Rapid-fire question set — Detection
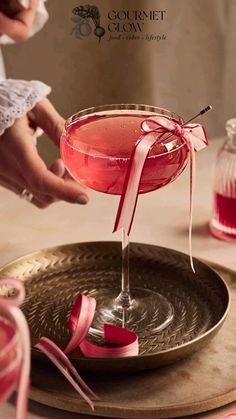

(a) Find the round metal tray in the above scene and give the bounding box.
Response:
[0,241,229,372]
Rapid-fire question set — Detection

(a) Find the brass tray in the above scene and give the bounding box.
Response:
[0,241,229,373]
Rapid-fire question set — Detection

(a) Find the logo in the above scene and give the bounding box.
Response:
[71,5,106,42]
[71,5,167,44]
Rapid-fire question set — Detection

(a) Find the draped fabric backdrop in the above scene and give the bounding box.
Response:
[2,0,236,162]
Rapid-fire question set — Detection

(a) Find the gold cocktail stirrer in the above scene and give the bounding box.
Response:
[182,105,212,126]
[163,105,212,142]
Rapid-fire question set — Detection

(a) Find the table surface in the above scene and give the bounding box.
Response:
[1,137,236,418]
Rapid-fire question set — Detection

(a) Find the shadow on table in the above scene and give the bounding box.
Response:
[173,221,211,238]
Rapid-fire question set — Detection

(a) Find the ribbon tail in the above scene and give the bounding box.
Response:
[185,125,208,151]
[35,338,96,411]
[183,133,196,273]
[113,132,158,235]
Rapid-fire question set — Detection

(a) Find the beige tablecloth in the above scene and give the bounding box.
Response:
[0,136,236,418]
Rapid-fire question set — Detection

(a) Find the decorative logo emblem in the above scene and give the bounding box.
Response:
[71,5,106,42]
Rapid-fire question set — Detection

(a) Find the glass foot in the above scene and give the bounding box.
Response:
[89,287,173,338]
[209,220,236,242]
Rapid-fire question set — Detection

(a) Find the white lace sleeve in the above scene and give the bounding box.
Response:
[0,0,49,45]
[0,78,51,135]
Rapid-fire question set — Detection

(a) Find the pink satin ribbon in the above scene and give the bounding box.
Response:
[36,294,139,410]
[65,294,138,358]
[113,115,208,272]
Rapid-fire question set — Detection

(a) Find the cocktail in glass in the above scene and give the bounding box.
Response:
[60,104,188,337]
[0,278,30,418]
[0,313,21,404]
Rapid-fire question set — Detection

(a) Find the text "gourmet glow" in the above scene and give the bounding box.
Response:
[107,10,166,33]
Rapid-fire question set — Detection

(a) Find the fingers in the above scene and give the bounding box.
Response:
[49,159,66,178]
[0,11,28,40]
[0,0,38,41]
[0,175,68,210]
[0,139,89,208]
[31,158,88,208]
[0,176,46,208]
[0,105,89,208]
[32,171,89,204]
[0,176,22,195]
[18,146,89,205]
[0,175,53,209]
[28,98,65,147]
[31,195,55,209]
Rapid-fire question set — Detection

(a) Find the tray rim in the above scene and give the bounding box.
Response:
[0,240,231,363]
[28,384,236,419]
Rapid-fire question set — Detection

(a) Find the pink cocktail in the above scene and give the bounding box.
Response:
[61,110,188,195]
[210,183,236,241]
[61,104,189,337]
[0,278,31,418]
[0,315,21,404]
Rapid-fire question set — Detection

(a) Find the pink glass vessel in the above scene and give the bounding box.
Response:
[0,315,21,404]
[61,110,188,195]
[210,119,236,241]
[61,104,188,337]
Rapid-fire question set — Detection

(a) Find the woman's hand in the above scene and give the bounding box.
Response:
[0,0,38,42]
[0,98,89,208]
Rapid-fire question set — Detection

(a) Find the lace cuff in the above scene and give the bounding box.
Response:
[0,78,51,135]
[0,0,49,44]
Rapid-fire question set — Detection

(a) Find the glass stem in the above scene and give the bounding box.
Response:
[115,229,133,312]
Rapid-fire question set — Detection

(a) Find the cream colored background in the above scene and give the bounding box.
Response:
[2,0,236,162]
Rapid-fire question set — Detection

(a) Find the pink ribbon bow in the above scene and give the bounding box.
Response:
[113,115,208,271]
[113,115,208,235]
[141,116,208,151]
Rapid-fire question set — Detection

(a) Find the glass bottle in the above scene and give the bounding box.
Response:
[210,118,236,241]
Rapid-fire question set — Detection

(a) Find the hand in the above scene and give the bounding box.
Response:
[0,0,38,42]
[0,98,89,208]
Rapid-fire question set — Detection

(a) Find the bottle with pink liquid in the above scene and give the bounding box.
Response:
[210,118,236,241]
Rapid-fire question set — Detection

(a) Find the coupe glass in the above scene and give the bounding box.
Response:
[0,312,21,404]
[60,104,188,337]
